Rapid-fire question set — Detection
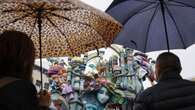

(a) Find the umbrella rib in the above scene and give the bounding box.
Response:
[110,46,120,56]
[43,8,82,21]
[171,0,195,9]
[1,2,35,10]
[166,4,186,8]
[44,1,84,12]
[164,3,186,48]
[48,12,106,42]
[167,3,195,10]
[138,4,159,15]
[47,7,81,12]
[122,3,157,25]
[144,4,160,52]
[0,12,32,28]
[29,17,38,39]
[134,0,156,4]
[44,16,75,56]
[48,12,71,22]
[2,9,32,13]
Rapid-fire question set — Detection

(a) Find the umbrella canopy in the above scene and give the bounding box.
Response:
[0,0,121,58]
[0,0,121,89]
[107,0,195,52]
[106,0,125,11]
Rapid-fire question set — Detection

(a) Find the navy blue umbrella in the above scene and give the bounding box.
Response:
[106,0,125,11]
[107,0,195,52]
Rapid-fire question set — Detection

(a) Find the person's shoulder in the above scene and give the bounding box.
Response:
[9,79,34,87]
[135,86,153,101]
[140,84,158,95]
[182,79,195,86]
[183,79,195,83]
[133,86,156,110]
[0,79,38,103]
[1,79,36,93]
[135,84,160,102]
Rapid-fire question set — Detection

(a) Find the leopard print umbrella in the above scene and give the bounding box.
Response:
[0,0,122,58]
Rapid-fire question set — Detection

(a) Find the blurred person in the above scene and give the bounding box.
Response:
[0,30,50,110]
[133,52,195,110]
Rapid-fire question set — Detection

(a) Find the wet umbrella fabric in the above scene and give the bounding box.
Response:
[107,0,195,52]
[0,0,121,88]
[0,0,121,58]
[106,0,125,11]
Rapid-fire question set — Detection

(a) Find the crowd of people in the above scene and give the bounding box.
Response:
[1,30,195,110]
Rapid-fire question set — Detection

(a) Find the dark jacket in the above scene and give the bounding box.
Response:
[0,79,49,110]
[133,70,195,110]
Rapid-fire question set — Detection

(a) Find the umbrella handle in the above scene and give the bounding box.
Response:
[37,9,43,90]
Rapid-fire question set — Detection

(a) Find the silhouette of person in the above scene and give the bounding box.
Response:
[0,30,50,110]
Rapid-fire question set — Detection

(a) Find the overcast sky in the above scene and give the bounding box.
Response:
[81,0,195,79]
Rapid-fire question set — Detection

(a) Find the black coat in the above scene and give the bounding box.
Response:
[133,70,195,110]
[0,79,49,110]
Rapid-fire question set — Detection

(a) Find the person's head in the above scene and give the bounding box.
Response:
[155,52,182,80]
[0,30,35,81]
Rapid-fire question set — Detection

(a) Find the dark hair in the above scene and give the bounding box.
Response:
[156,52,182,74]
[0,30,35,81]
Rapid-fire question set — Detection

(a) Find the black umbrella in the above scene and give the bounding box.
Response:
[107,0,195,52]
[106,0,125,11]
